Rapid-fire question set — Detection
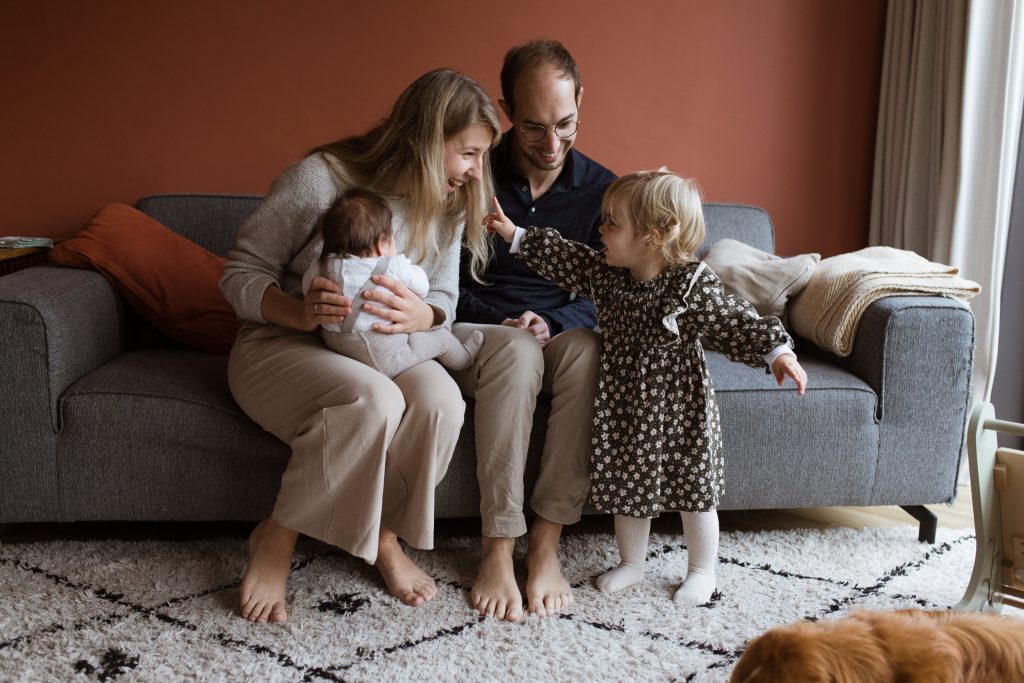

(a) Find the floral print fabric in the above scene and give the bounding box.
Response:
[519,228,792,517]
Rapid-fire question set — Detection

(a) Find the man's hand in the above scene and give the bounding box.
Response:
[483,197,518,243]
[770,354,807,395]
[501,311,551,347]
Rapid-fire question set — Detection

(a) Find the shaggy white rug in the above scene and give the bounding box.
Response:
[0,525,981,682]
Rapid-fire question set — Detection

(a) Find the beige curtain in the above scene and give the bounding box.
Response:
[869,0,967,262]
[948,0,1024,405]
[871,0,1024,405]
[872,0,1024,484]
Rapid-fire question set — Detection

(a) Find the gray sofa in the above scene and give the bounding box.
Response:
[0,195,976,542]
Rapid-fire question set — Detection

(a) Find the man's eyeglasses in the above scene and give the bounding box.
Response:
[519,121,579,143]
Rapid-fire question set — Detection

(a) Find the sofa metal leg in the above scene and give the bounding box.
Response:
[900,505,937,543]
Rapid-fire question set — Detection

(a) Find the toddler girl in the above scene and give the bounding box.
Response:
[304,187,484,378]
[485,170,807,604]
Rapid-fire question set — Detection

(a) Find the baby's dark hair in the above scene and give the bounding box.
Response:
[320,187,393,264]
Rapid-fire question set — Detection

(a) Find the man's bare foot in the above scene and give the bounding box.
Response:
[375,528,437,607]
[471,537,522,622]
[526,517,572,617]
[240,518,298,623]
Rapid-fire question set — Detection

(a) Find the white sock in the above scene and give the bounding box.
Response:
[596,516,651,594]
[674,510,718,605]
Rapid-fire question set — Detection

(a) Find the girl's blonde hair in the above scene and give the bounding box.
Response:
[311,69,501,281]
[602,169,706,266]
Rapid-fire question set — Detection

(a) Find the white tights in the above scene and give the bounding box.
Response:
[595,510,719,605]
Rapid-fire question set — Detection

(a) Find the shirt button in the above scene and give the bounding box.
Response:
[530,207,536,213]
[522,186,528,192]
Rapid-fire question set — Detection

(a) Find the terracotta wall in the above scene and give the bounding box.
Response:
[0,0,886,257]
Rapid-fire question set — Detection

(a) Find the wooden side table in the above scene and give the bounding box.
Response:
[0,246,50,277]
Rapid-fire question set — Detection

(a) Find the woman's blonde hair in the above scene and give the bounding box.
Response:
[601,169,706,266]
[311,69,501,281]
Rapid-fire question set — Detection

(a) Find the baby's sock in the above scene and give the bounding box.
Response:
[434,330,484,370]
[461,330,485,365]
[596,515,651,594]
[674,510,719,605]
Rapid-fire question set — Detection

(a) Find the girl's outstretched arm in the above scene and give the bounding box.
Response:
[482,196,518,243]
[688,266,793,369]
[486,196,602,301]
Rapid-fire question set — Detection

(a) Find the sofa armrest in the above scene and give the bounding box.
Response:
[0,265,129,431]
[808,295,975,504]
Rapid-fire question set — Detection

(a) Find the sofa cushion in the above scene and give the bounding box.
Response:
[702,238,819,323]
[48,203,240,353]
[57,350,288,520]
[706,351,879,509]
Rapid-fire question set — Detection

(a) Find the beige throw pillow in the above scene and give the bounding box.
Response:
[701,238,820,324]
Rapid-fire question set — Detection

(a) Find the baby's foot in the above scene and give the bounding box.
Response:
[462,330,485,366]
[673,570,715,605]
[595,563,645,594]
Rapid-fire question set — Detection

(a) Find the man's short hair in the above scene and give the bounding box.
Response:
[500,39,580,114]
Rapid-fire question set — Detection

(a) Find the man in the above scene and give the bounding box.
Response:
[453,39,615,621]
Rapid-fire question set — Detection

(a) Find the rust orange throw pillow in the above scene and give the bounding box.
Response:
[49,203,239,353]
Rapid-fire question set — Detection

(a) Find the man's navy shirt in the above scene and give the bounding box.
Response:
[457,133,616,334]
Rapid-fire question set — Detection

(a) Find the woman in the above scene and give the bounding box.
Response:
[220,69,500,623]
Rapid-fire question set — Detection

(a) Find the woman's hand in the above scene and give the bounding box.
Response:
[483,197,518,243]
[301,276,352,330]
[770,354,808,395]
[360,274,436,333]
[259,279,351,332]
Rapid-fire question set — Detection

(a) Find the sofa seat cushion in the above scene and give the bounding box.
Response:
[706,351,879,509]
[443,354,880,517]
[56,350,288,521]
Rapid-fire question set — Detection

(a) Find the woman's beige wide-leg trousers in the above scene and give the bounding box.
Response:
[227,323,465,563]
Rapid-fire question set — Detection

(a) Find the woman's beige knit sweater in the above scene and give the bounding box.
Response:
[220,153,462,327]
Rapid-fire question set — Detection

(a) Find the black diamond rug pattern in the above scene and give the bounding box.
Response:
[0,526,981,681]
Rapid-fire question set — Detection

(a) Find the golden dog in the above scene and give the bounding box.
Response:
[730,609,1024,683]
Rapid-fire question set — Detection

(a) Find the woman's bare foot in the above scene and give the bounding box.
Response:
[240,518,298,623]
[471,537,522,621]
[375,528,437,607]
[526,517,572,617]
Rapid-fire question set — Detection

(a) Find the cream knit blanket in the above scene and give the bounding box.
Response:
[788,246,980,356]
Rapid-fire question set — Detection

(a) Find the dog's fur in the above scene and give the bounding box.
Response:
[730,609,1024,683]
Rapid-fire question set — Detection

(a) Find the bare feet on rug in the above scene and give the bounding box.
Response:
[471,537,523,622]
[375,528,437,607]
[525,518,572,617]
[240,517,298,623]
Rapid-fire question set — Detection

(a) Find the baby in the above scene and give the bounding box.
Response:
[303,187,484,378]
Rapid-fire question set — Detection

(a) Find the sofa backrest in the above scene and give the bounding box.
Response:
[135,194,263,257]
[699,203,775,256]
[135,195,775,258]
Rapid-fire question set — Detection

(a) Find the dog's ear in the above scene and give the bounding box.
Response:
[733,619,899,683]
[731,630,776,683]
[731,626,830,683]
